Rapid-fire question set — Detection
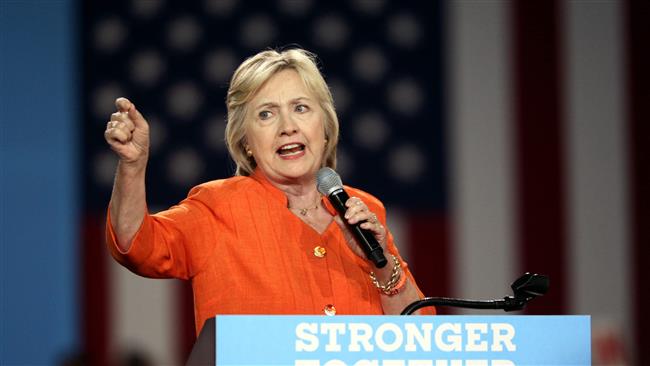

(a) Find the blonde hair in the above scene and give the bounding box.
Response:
[225,48,339,176]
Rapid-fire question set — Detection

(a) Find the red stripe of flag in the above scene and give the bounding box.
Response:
[624,0,650,362]
[409,214,451,314]
[82,214,110,366]
[512,0,568,315]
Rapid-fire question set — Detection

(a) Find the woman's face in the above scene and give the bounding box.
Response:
[245,69,326,185]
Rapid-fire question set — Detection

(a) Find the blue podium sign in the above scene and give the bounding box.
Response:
[213,315,590,366]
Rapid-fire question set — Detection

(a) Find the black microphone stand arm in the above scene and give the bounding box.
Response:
[401,273,550,315]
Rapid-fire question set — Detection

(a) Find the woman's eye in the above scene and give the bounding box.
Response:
[295,104,309,113]
[259,111,272,120]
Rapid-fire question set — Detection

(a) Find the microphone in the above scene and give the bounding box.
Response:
[316,167,387,268]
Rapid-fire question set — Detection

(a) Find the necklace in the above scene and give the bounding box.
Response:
[289,198,321,216]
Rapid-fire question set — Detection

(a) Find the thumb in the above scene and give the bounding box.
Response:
[128,105,148,130]
[115,97,132,112]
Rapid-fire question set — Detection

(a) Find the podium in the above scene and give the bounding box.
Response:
[187,317,216,365]
[187,315,590,365]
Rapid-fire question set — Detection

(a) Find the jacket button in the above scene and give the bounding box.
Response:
[323,304,336,316]
[313,246,327,258]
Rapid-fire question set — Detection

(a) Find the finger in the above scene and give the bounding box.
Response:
[122,117,135,132]
[344,197,366,213]
[105,127,131,144]
[115,115,135,131]
[115,97,132,112]
[346,211,366,224]
[345,196,364,208]
[347,207,375,225]
[360,213,380,227]
[109,111,127,122]
[111,111,137,130]
[105,127,130,144]
[344,205,362,220]
[344,201,368,221]
[107,120,124,130]
[360,219,385,239]
[360,220,383,232]
[106,120,132,135]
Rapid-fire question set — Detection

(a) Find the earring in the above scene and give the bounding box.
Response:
[244,144,253,157]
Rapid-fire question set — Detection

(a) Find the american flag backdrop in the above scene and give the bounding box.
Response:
[81,1,650,365]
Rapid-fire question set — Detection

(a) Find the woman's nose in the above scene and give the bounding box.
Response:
[278,113,299,135]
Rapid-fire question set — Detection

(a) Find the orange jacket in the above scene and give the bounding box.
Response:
[107,169,434,334]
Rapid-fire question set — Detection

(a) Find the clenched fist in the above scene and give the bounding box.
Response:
[104,97,150,165]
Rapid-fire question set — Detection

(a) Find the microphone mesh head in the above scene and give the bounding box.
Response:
[316,167,343,196]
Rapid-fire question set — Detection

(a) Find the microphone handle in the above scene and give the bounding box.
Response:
[328,188,388,268]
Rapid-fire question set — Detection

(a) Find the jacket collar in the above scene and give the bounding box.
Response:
[249,167,335,216]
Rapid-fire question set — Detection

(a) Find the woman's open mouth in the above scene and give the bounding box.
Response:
[277,143,306,158]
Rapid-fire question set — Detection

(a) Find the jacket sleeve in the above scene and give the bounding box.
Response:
[106,183,222,280]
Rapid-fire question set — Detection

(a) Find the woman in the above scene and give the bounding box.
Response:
[104,48,434,335]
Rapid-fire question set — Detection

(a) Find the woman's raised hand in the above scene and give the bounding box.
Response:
[104,97,150,166]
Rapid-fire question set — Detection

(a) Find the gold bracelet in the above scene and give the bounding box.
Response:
[388,272,408,295]
[369,255,403,295]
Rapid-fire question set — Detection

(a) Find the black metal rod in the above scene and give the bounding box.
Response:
[401,297,513,315]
